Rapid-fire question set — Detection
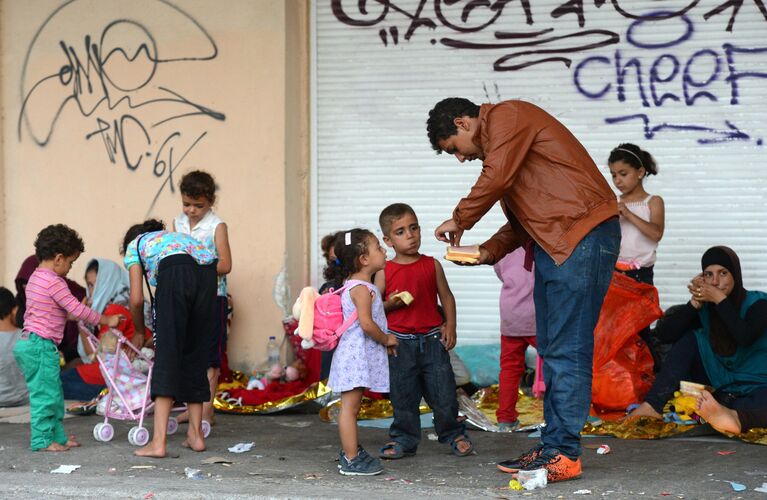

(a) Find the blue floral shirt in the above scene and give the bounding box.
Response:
[124,231,216,286]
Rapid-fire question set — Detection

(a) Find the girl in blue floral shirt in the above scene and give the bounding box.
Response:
[122,219,217,458]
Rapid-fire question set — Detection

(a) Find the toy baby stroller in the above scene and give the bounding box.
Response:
[80,322,188,445]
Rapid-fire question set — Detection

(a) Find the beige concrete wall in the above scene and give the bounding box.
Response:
[0,0,310,371]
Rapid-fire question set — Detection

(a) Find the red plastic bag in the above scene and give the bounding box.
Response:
[591,272,662,416]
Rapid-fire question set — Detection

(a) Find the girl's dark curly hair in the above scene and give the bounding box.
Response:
[34,224,85,260]
[180,170,217,204]
[121,219,166,255]
[323,228,374,284]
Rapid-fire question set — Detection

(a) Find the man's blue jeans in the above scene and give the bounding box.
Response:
[388,332,465,451]
[533,219,620,458]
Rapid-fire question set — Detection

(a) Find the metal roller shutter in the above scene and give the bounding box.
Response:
[311,0,767,344]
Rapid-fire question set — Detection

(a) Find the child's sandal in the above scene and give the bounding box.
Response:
[450,435,474,457]
[378,441,416,460]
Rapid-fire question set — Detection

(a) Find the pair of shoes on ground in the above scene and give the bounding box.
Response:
[339,446,383,476]
[379,434,475,459]
[497,445,582,482]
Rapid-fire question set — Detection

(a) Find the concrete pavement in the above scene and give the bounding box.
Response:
[0,411,765,499]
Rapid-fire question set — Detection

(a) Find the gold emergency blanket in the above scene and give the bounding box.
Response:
[213,371,332,415]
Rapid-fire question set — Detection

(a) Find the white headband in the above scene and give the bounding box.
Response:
[614,147,644,169]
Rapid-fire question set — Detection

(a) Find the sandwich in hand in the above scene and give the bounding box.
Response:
[445,245,480,264]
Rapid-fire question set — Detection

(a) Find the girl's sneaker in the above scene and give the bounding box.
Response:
[496,421,519,432]
[339,451,383,476]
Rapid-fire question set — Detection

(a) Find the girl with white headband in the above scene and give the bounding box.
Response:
[608,143,665,286]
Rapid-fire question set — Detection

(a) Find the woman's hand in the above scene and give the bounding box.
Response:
[688,276,727,305]
[434,218,464,246]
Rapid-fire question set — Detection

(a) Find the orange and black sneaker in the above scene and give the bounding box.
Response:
[496,445,544,473]
[518,450,582,482]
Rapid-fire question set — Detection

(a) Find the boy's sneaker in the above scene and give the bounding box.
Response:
[517,449,582,483]
[339,451,384,476]
[497,444,544,473]
[496,421,519,432]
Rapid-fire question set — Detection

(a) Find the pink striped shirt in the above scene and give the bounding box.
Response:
[23,267,101,344]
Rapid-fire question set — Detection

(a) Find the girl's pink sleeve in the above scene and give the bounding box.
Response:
[50,277,102,325]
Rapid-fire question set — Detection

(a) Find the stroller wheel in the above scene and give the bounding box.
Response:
[167,416,179,435]
[201,420,211,438]
[128,426,150,446]
[93,422,114,442]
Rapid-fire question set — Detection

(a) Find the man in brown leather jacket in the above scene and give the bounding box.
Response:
[427,97,620,482]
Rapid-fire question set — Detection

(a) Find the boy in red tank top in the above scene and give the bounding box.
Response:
[374,203,474,459]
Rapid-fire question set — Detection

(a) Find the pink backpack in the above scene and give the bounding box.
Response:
[311,285,359,351]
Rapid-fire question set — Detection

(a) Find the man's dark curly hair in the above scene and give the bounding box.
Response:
[121,219,166,255]
[180,170,216,204]
[426,97,480,152]
[34,224,85,260]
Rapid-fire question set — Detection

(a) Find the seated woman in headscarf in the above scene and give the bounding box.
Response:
[60,258,151,401]
[628,246,767,433]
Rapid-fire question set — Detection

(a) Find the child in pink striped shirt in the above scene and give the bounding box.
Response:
[14,224,120,452]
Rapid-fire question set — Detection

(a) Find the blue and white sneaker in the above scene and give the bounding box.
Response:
[339,450,383,476]
[338,446,373,468]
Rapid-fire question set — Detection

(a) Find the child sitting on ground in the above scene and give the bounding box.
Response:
[14,225,121,451]
[494,248,536,432]
[0,287,28,407]
[375,203,473,459]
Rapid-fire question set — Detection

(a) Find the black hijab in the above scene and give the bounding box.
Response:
[701,246,746,356]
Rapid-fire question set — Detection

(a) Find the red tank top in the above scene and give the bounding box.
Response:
[384,255,443,333]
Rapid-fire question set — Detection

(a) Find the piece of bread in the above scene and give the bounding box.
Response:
[679,380,705,396]
[392,291,414,306]
[445,245,480,264]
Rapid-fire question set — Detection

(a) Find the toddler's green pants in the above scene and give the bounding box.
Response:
[13,333,67,450]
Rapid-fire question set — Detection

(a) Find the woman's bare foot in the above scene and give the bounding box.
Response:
[626,402,663,420]
[175,410,189,424]
[134,439,167,458]
[181,433,206,452]
[202,403,216,425]
[41,442,69,452]
[697,390,741,434]
[176,407,215,425]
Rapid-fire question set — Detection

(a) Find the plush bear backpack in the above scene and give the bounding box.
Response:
[292,285,359,351]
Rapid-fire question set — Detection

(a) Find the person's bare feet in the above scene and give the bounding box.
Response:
[65,438,81,448]
[181,433,206,452]
[626,402,663,420]
[134,439,167,458]
[175,407,215,426]
[175,410,189,424]
[41,442,69,452]
[697,390,741,434]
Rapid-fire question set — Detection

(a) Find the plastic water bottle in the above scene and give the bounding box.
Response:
[267,336,281,371]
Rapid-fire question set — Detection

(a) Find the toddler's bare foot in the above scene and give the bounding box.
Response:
[65,439,81,448]
[625,402,663,420]
[41,442,69,452]
[134,439,167,458]
[181,434,206,452]
[697,390,741,434]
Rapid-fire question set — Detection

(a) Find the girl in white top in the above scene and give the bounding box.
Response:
[173,170,232,425]
[608,143,665,285]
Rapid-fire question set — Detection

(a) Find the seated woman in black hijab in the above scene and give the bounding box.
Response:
[628,246,767,433]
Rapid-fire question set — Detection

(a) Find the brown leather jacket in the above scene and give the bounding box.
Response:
[452,100,617,265]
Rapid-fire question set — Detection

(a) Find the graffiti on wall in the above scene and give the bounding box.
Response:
[330,0,767,146]
[17,0,225,213]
